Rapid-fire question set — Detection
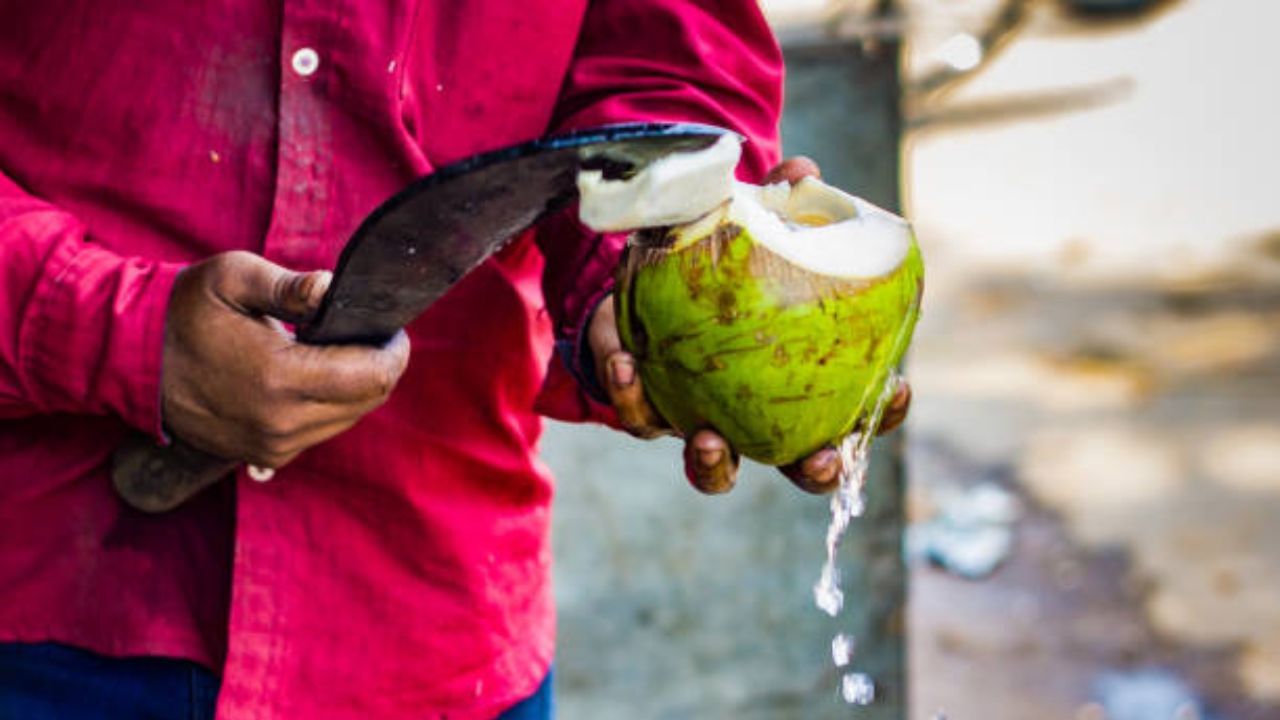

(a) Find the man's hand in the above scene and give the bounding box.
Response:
[588,157,912,495]
[161,251,410,470]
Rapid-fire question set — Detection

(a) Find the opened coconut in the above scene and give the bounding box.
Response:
[578,137,923,467]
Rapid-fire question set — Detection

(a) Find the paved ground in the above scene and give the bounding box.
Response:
[545,428,904,719]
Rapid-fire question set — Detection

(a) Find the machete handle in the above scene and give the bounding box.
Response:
[112,434,238,513]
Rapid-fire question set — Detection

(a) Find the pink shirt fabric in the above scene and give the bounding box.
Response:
[0,1,782,717]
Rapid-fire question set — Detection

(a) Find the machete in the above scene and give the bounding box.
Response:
[112,122,732,512]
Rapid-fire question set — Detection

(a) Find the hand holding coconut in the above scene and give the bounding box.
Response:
[579,144,919,495]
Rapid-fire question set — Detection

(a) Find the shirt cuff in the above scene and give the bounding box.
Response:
[19,240,184,441]
[554,284,614,405]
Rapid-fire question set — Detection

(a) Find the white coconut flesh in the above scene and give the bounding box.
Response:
[744,177,911,279]
[577,134,911,280]
[577,133,743,232]
[674,177,912,280]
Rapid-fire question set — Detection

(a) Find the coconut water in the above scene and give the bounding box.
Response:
[813,370,902,705]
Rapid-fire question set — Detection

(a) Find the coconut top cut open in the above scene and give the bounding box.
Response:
[577,136,912,281]
[676,178,913,280]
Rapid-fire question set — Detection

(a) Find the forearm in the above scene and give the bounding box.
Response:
[536,0,784,412]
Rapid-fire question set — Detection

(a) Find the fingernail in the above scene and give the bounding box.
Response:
[304,271,332,303]
[609,357,635,388]
[696,447,723,469]
[812,448,837,472]
[313,270,333,294]
[815,451,841,482]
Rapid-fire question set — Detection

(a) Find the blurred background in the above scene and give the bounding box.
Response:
[543,0,1280,717]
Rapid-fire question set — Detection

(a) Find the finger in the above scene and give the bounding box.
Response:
[587,294,623,359]
[781,446,842,494]
[683,429,739,494]
[244,412,366,469]
[280,330,412,405]
[251,380,402,453]
[288,268,333,323]
[589,297,671,438]
[764,156,821,186]
[214,251,333,324]
[603,352,669,439]
[876,383,912,436]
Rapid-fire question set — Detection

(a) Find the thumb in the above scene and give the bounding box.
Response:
[764,156,821,186]
[216,252,332,324]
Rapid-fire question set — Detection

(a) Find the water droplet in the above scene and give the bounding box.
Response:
[813,372,902,701]
[813,563,842,616]
[831,633,855,667]
[841,672,875,705]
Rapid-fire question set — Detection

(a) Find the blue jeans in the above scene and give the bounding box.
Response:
[0,642,553,719]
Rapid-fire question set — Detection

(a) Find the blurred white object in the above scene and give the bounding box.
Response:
[934,33,984,71]
[841,672,877,705]
[911,482,1020,579]
[247,465,275,482]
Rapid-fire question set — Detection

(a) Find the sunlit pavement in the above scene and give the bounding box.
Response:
[904,0,1280,716]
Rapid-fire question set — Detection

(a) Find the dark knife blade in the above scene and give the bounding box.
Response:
[112,122,732,512]
[301,122,729,345]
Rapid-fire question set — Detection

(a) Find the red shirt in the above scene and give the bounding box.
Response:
[0,1,781,717]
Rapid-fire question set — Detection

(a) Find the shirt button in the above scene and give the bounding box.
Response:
[291,47,320,77]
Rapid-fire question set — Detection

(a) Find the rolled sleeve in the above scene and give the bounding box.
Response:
[535,0,783,414]
[15,220,183,440]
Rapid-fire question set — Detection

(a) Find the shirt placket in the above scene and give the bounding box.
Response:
[217,4,336,715]
[262,0,333,268]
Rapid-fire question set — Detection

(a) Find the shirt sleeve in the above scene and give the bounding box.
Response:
[534,0,784,421]
[0,169,182,439]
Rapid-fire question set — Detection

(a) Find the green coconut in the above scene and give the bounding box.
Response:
[578,139,924,467]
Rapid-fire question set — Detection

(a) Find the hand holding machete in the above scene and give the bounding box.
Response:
[160,252,410,472]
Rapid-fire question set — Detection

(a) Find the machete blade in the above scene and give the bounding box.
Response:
[299,122,732,345]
